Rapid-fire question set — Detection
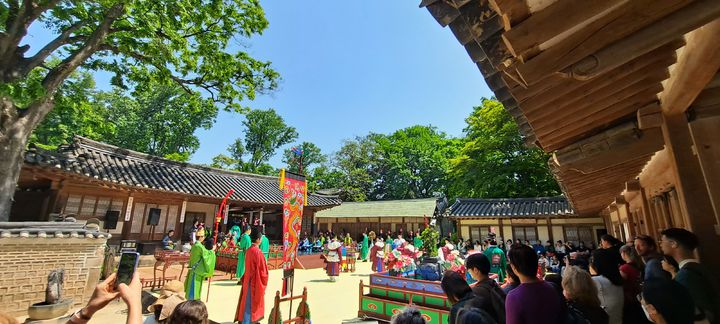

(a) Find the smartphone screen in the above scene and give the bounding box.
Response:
[116,252,139,287]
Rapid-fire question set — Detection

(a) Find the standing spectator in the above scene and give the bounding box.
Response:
[545,240,555,254]
[599,235,624,268]
[589,249,624,324]
[634,235,670,281]
[660,228,720,323]
[166,300,209,324]
[640,279,695,324]
[505,244,563,324]
[619,244,648,324]
[466,253,506,324]
[555,240,567,257]
[502,263,520,294]
[441,270,485,324]
[455,307,497,324]
[661,255,679,279]
[562,266,609,324]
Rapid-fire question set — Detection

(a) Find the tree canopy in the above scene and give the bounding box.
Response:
[448,98,560,198]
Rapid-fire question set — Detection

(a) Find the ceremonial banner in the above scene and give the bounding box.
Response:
[280,169,306,296]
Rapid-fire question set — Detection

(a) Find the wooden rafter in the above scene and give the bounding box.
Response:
[488,0,530,30]
[661,18,720,115]
[501,0,626,58]
[515,0,693,85]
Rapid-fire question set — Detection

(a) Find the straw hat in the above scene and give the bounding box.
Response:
[148,280,185,320]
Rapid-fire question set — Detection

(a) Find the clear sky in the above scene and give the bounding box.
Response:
[25,1,493,167]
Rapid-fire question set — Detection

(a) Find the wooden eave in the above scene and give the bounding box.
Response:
[421,0,720,215]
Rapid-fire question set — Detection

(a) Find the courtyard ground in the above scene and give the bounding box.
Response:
[28,261,383,323]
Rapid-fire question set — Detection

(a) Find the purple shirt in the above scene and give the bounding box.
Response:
[505,281,563,324]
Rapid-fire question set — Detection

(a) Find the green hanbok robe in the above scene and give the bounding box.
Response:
[230,225,241,244]
[413,236,423,249]
[236,233,252,279]
[483,245,507,282]
[184,241,216,300]
[360,234,369,260]
[260,235,270,261]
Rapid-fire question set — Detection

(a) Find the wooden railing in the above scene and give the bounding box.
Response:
[268,287,310,324]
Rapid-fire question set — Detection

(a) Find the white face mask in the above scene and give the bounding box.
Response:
[640,302,655,323]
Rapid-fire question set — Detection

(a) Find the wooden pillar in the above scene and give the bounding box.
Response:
[639,187,656,236]
[688,115,720,235]
[499,218,505,240]
[546,217,553,242]
[662,112,720,274]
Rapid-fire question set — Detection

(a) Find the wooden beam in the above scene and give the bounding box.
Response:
[566,1,720,81]
[626,180,642,193]
[516,0,693,85]
[501,0,625,58]
[661,18,720,115]
[637,104,664,130]
[539,91,663,151]
[488,0,530,30]
[688,116,720,236]
[519,45,679,115]
[552,126,664,174]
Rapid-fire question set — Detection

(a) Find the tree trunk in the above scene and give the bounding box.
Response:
[0,98,48,222]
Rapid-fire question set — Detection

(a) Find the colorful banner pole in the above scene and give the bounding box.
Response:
[279,169,307,305]
[206,189,234,303]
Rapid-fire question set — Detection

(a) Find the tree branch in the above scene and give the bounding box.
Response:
[0,0,62,59]
[22,20,87,74]
[19,3,125,128]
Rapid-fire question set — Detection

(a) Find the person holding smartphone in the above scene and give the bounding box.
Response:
[68,272,142,324]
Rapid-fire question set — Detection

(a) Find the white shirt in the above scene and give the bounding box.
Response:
[593,276,624,324]
[678,258,699,269]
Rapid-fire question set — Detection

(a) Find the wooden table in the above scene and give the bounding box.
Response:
[152,250,190,290]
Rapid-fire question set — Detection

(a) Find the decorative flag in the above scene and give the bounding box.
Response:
[280,169,306,296]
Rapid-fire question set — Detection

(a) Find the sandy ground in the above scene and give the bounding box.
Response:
[18,261,379,324]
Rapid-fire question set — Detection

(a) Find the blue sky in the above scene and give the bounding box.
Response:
[26,1,492,167]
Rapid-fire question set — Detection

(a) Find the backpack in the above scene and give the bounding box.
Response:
[417,262,442,281]
[473,280,506,324]
[564,304,591,324]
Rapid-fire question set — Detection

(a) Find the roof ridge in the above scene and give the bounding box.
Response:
[457,196,567,202]
[73,136,280,182]
[339,198,438,204]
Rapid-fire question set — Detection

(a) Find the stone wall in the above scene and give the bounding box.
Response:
[0,236,107,317]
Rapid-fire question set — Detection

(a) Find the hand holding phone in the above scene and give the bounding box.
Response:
[116,252,140,288]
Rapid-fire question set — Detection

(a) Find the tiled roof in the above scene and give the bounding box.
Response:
[0,222,111,239]
[315,198,438,218]
[449,197,575,218]
[24,136,340,208]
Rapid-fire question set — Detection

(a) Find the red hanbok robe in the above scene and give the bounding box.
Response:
[234,245,268,323]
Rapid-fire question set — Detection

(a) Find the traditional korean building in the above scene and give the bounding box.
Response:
[11,136,340,248]
[449,197,605,245]
[314,198,438,239]
[421,0,720,274]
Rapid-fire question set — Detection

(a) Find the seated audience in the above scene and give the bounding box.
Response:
[390,307,427,324]
[146,280,185,323]
[441,270,485,324]
[589,249,624,324]
[562,266,609,324]
[505,244,563,324]
[660,228,720,323]
[456,306,498,324]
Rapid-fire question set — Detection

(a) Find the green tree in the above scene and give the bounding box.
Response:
[307,163,344,193]
[212,109,296,175]
[282,141,326,175]
[101,84,218,162]
[449,98,560,198]
[374,125,459,200]
[29,70,112,149]
[0,0,278,220]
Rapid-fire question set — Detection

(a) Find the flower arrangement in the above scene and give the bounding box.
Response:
[443,250,466,276]
[385,250,417,276]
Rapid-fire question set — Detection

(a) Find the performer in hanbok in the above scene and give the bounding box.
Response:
[482,238,507,282]
[259,227,270,261]
[438,238,455,262]
[234,227,268,324]
[184,229,216,300]
[236,226,252,284]
[370,238,386,272]
[360,231,369,262]
[325,237,343,281]
[230,225,242,245]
